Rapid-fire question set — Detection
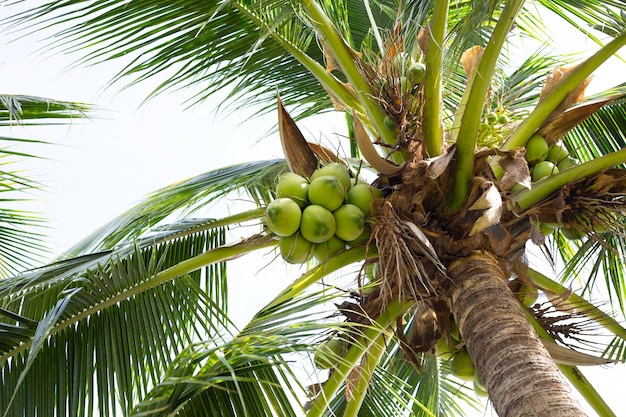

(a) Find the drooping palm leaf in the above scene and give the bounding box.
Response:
[0,229,238,417]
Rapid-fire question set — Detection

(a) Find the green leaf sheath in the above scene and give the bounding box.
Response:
[450,0,524,210]
[422,0,449,158]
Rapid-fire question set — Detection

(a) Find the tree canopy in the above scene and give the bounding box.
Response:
[1,1,625,416]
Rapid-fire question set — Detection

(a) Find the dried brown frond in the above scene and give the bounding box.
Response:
[532,298,618,359]
[371,201,438,311]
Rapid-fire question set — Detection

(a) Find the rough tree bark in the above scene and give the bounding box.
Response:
[447,252,587,417]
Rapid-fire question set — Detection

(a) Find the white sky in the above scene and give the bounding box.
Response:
[1,3,625,416]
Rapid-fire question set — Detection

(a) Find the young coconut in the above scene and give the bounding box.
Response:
[346,226,372,247]
[347,183,383,217]
[300,205,336,243]
[313,235,346,262]
[333,204,366,242]
[313,337,346,369]
[451,349,475,381]
[474,371,488,397]
[265,198,302,237]
[276,172,309,207]
[546,142,569,164]
[435,336,456,361]
[532,161,559,181]
[407,62,426,84]
[308,175,346,212]
[560,227,586,241]
[525,134,549,163]
[557,156,579,171]
[279,233,314,264]
[516,283,539,307]
[309,163,351,192]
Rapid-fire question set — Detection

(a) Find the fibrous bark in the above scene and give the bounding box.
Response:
[447,252,587,417]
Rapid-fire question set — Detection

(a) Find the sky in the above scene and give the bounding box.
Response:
[1,3,625,416]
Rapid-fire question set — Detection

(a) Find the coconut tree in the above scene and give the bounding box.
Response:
[1,1,626,417]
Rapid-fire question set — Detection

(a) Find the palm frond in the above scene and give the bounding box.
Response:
[7,1,618,123]
[604,334,626,362]
[0,156,287,417]
[3,1,333,120]
[0,227,238,417]
[132,338,306,417]
[0,94,89,126]
[566,95,626,163]
[533,0,625,46]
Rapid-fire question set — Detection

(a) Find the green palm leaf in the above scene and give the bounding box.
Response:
[0,234,233,417]
[0,94,89,126]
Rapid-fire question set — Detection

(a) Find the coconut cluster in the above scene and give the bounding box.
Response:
[524,134,578,182]
[264,163,383,264]
[522,134,587,239]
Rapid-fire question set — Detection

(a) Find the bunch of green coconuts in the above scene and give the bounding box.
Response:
[524,134,578,182]
[523,134,586,239]
[264,163,383,264]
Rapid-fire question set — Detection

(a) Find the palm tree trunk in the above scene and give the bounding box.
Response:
[447,252,588,417]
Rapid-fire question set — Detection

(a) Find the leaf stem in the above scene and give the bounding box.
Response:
[557,365,617,417]
[421,0,448,158]
[300,0,395,146]
[154,207,266,245]
[343,331,389,417]
[306,299,410,417]
[449,0,524,210]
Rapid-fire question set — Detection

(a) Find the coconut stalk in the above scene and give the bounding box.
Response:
[421,0,448,158]
[449,0,524,210]
[299,0,397,149]
[447,252,588,417]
